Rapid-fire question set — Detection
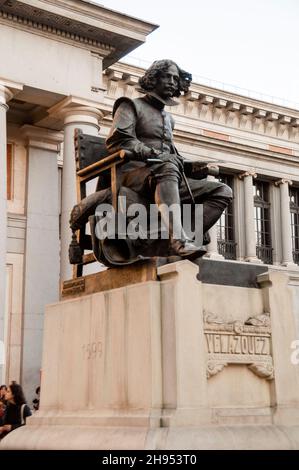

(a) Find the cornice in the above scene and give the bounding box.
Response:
[37,0,158,35]
[104,63,299,141]
[0,8,114,56]
[0,1,158,67]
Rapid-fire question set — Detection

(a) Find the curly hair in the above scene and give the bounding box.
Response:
[138,59,192,97]
[9,383,27,406]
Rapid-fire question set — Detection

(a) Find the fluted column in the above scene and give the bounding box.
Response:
[0,85,13,381]
[205,175,224,259]
[275,178,296,267]
[239,170,261,263]
[59,106,103,281]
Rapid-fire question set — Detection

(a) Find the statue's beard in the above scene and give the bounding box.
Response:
[140,89,179,106]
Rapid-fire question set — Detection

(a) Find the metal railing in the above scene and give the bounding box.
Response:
[293,250,299,265]
[217,240,237,260]
[256,246,273,265]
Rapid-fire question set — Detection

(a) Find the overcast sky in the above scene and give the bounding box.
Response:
[96,0,299,109]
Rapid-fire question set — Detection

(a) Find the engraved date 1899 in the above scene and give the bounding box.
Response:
[82,341,102,359]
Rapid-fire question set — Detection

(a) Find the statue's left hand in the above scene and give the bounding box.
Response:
[184,161,219,179]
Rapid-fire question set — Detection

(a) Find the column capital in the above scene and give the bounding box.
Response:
[0,79,23,109]
[48,96,107,126]
[21,125,64,152]
[0,85,13,110]
[238,169,257,180]
[275,178,293,187]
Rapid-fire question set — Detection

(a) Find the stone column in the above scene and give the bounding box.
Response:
[58,106,103,282]
[0,85,13,382]
[275,178,296,267]
[21,125,63,399]
[239,170,261,263]
[205,175,224,259]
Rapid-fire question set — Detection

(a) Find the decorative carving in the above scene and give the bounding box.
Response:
[265,112,279,121]
[240,105,254,115]
[106,70,123,81]
[252,113,265,133]
[185,91,200,102]
[198,103,213,121]
[239,113,252,130]
[248,362,274,380]
[123,75,139,87]
[212,106,225,123]
[204,311,274,380]
[253,109,267,119]
[277,123,289,138]
[214,98,227,108]
[279,116,291,125]
[207,361,228,378]
[264,122,277,137]
[245,313,271,327]
[275,178,293,187]
[225,104,239,126]
[199,95,214,105]
[238,169,257,179]
[204,310,225,324]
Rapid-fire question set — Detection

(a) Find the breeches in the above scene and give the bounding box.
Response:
[119,161,232,205]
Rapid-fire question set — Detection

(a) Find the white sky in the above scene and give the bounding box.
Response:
[96,0,299,109]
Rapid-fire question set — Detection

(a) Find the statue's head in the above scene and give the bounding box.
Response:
[139,59,192,99]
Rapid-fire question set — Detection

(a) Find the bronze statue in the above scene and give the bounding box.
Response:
[69,59,232,268]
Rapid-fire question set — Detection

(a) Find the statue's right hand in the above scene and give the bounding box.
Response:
[156,153,184,172]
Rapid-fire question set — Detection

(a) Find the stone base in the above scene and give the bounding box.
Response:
[61,258,163,299]
[3,423,299,450]
[3,260,299,450]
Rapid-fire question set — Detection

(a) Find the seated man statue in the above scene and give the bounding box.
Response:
[70,59,232,267]
[105,60,232,255]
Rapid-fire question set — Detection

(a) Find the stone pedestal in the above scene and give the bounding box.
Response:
[3,260,299,450]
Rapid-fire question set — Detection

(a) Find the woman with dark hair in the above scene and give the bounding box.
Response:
[0,384,7,403]
[0,383,31,438]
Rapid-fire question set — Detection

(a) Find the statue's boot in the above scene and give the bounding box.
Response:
[155,180,206,257]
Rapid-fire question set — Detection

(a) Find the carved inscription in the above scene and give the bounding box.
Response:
[204,312,274,380]
[82,341,103,360]
[206,334,270,355]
